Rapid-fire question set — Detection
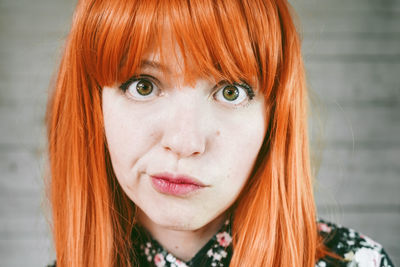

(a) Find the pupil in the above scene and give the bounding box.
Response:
[223,85,239,101]
[137,80,153,95]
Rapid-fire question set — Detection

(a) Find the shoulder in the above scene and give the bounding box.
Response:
[316,217,395,267]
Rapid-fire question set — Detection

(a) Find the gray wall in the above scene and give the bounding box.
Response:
[0,0,398,266]
[291,0,400,265]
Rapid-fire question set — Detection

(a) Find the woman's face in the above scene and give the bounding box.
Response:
[102,43,267,231]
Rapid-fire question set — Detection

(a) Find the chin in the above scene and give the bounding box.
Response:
[147,209,207,231]
[161,213,203,230]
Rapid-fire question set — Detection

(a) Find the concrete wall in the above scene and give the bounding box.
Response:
[0,0,398,265]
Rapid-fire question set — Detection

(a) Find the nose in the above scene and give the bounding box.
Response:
[160,92,206,159]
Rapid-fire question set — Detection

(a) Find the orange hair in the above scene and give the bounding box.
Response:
[45,0,342,266]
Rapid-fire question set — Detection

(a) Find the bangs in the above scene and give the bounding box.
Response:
[78,0,281,94]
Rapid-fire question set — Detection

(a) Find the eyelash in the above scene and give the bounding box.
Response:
[216,79,255,102]
[119,74,159,94]
[118,75,256,106]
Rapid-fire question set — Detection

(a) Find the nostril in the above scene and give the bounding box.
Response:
[162,143,203,158]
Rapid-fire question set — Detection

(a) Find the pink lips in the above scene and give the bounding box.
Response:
[150,172,206,196]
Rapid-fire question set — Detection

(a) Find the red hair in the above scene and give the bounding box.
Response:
[45,0,342,266]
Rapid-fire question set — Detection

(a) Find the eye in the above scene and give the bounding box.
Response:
[213,81,255,106]
[119,76,160,101]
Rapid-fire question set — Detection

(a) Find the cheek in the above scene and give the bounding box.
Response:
[215,104,266,169]
[214,137,263,201]
[102,89,159,185]
[105,117,153,160]
[210,106,267,208]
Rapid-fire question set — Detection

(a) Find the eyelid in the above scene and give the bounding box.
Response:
[214,79,256,101]
[119,74,161,92]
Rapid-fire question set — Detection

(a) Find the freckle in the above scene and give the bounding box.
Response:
[216,130,220,136]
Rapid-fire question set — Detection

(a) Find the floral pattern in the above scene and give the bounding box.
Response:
[48,217,395,267]
[132,217,394,267]
[216,231,232,248]
[316,218,394,267]
[134,219,232,267]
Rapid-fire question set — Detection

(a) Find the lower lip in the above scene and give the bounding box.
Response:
[150,177,203,196]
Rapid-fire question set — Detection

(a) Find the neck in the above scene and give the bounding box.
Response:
[137,211,228,261]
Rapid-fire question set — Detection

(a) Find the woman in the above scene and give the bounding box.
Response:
[45,0,394,266]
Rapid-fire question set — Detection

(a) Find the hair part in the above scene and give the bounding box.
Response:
[46,0,342,266]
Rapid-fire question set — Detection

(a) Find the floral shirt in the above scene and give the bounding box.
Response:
[132,217,395,267]
[132,219,233,267]
[315,218,394,267]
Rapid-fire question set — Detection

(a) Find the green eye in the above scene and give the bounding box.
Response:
[136,79,153,96]
[119,76,160,101]
[222,85,239,101]
[214,81,254,107]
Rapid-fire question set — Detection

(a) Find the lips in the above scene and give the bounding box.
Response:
[150,172,206,196]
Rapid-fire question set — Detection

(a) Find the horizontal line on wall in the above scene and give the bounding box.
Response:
[302,32,400,40]
[319,141,400,150]
[0,143,45,153]
[304,54,400,63]
[317,203,400,213]
[321,101,399,108]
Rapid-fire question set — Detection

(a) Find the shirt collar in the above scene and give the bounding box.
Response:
[132,218,233,267]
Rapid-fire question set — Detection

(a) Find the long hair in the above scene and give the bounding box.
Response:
[45,0,341,266]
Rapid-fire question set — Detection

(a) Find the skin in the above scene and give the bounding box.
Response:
[102,41,267,261]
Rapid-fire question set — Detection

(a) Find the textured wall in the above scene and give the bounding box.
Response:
[0,0,75,265]
[0,0,398,266]
[291,0,400,264]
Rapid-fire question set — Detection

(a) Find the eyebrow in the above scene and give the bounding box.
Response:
[139,60,171,74]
